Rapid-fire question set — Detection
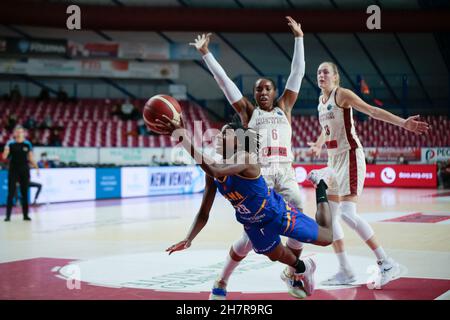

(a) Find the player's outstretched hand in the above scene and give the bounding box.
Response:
[286,16,303,37]
[403,115,429,135]
[155,114,185,134]
[189,33,212,55]
[307,141,322,158]
[166,239,191,255]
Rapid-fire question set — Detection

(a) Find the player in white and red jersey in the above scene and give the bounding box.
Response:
[190,17,307,299]
[307,61,429,287]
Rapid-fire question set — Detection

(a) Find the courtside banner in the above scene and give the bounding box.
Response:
[294,164,437,188]
[121,166,205,198]
[147,165,205,196]
[29,168,96,203]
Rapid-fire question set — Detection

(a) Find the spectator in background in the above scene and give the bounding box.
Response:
[137,118,149,136]
[29,135,43,147]
[121,99,134,120]
[130,104,141,121]
[6,114,18,132]
[438,160,450,189]
[151,155,159,166]
[37,152,54,168]
[37,88,50,102]
[52,155,62,168]
[397,153,408,165]
[48,129,62,147]
[110,103,123,118]
[10,85,22,103]
[40,115,54,130]
[23,116,37,130]
[57,86,69,103]
[159,154,169,166]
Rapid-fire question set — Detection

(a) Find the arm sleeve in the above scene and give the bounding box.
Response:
[285,37,305,93]
[202,52,243,105]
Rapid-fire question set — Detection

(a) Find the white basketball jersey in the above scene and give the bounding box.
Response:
[248,106,293,163]
[318,87,363,156]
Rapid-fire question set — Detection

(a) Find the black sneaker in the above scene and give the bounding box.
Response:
[4,217,10,222]
[23,216,32,221]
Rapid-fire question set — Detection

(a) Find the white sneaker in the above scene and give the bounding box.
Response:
[294,257,316,296]
[321,269,356,286]
[378,257,401,287]
[280,267,307,299]
[307,167,334,187]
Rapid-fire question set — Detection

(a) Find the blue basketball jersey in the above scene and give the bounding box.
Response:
[214,173,287,225]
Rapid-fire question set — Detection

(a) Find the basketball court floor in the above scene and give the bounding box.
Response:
[1,187,449,300]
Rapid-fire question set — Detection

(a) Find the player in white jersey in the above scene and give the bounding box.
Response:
[190,16,307,299]
[307,61,429,287]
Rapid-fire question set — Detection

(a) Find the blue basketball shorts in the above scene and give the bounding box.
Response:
[244,207,319,254]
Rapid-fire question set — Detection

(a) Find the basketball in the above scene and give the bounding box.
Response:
[143,94,182,134]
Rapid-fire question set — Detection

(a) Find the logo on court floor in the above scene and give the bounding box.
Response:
[57,251,378,293]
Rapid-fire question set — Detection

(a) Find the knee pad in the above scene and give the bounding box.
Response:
[329,201,344,241]
[340,201,374,242]
[232,231,253,257]
[286,238,304,251]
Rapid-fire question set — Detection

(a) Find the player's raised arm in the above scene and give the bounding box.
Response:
[166,175,217,255]
[190,33,254,126]
[337,88,430,134]
[278,16,305,113]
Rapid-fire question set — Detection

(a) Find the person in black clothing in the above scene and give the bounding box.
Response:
[2,125,39,221]
[13,181,42,206]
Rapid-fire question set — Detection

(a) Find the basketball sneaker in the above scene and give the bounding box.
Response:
[321,268,356,285]
[307,167,334,187]
[280,267,307,299]
[209,279,227,300]
[293,257,316,296]
[378,257,401,287]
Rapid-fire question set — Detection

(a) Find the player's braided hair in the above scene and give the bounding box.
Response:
[226,114,260,155]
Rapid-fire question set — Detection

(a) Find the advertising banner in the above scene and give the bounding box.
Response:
[2,37,67,55]
[0,58,179,79]
[170,43,219,60]
[96,168,121,199]
[119,42,170,60]
[120,167,149,198]
[293,164,437,188]
[34,147,98,164]
[0,170,7,206]
[29,168,96,204]
[147,165,205,196]
[421,147,450,163]
[68,41,119,58]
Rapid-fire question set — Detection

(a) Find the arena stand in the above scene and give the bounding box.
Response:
[1,98,448,149]
[0,98,222,148]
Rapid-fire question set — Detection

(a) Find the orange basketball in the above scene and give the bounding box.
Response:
[143,94,182,134]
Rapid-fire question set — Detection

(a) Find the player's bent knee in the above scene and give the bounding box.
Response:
[232,234,253,258]
[286,238,304,250]
[341,211,374,241]
[316,228,333,246]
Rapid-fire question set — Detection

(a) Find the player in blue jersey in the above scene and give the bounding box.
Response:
[161,116,333,297]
